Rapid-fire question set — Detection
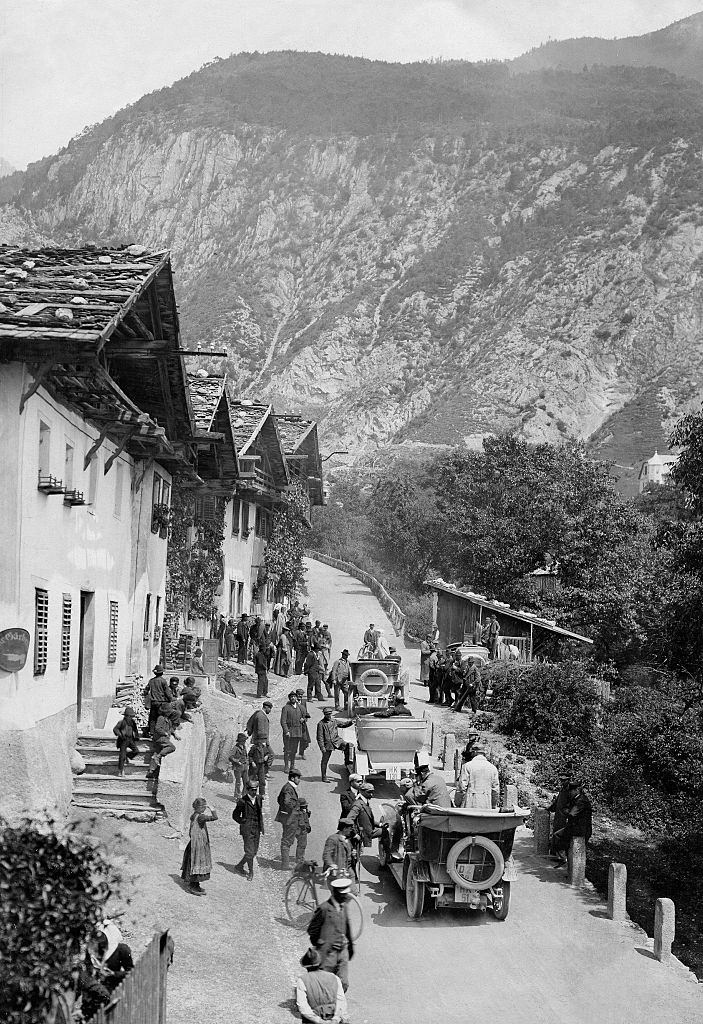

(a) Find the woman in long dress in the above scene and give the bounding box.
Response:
[181,797,218,895]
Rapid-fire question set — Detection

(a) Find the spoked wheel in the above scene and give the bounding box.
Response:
[377,838,389,870]
[491,881,511,921]
[284,876,317,930]
[405,866,426,919]
[345,893,364,940]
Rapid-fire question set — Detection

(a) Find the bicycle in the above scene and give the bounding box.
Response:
[283,861,364,940]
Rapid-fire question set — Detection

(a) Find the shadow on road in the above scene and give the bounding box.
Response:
[515,847,604,910]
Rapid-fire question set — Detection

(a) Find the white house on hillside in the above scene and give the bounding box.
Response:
[638,449,678,493]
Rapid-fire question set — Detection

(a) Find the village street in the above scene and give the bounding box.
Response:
[99,558,703,1024]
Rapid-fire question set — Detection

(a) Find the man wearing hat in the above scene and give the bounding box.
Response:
[307,874,355,992]
[548,767,573,861]
[296,687,312,760]
[145,664,171,738]
[276,768,302,870]
[323,818,355,874]
[112,706,140,777]
[232,779,264,880]
[316,707,345,782]
[347,782,383,849]
[281,691,303,772]
[371,695,412,718]
[416,763,452,808]
[246,700,272,744]
[304,644,326,701]
[340,773,363,817]
[328,649,352,711]
[461,743,499,809]
[296,946,349,1023]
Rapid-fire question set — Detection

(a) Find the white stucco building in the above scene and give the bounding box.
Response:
[638,449,678,493]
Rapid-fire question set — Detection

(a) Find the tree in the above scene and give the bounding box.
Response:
[367,467,437,589]
[263,485,309,598]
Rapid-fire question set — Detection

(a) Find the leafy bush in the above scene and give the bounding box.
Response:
[403,593,434,640]
[492,660,600,743]
[0,817,119,1024]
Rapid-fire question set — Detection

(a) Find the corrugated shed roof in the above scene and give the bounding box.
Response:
[0,244,170,345]
[187,374,225,431]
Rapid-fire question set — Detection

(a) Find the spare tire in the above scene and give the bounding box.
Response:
[446,835,504,891]
[356,668,390,696]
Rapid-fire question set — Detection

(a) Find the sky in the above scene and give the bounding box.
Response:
[1,0,702,169]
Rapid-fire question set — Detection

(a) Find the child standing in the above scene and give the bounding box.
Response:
[229,732,248,799]
[294,797,312,866]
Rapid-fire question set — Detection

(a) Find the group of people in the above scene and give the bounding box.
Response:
[112,665,202,778]
[548,770,593,865]
[424,648,485,713]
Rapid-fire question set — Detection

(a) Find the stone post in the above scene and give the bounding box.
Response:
[607,862,627,921]
[567,836,587,887]
[503,784,518,811]
[533,807,551,855]
[654,898,675,963]
[442,733,456,771]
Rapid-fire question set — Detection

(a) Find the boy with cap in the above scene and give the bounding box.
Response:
[307,874,355,992]
[113,706,140,777]
[294,796,312,866]
[276,768,302,870]
[232,779,264,880]
[228,732,248,799]
[296,947,349,1023]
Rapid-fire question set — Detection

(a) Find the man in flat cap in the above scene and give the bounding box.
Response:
[323,818,356,874]
[328,649,352,711]
[276,768,302,870]
[281,691,303,772]
[316,706,345,782]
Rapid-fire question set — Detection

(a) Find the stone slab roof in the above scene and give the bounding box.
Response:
[188,374,225,431]
[276,413,316,453]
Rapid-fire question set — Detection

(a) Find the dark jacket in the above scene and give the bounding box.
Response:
[347,796,377,847]
[322,832,352,872]
[280,702,302,740]
[246,709,270,743]
[308,898,354,959]
[340,789,359,817]
[548,784,572,832]
[254,649,268,675]
[316,718,341,752]
[147,674,171,705]
[233,795,264,837]
[303,652,324,683]
[229,743,248,773]
[153,714,174,745]
[372,704,412,718]
[236,617,249,641]
[566,791,593,840]
[275,781,300,824]
[113,716,139,746]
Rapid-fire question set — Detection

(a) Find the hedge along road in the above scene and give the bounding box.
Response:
[295,557,703,1024]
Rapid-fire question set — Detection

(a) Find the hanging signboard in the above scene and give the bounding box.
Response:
[0,628,31,672]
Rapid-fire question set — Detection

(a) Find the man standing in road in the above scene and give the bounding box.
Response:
[452,659,481,714]
[276,768,302,870]
[340,773,362,817]
[232,779,264,880]
[461,743,499,809]
[329,649,352,710]
[322,819,355,874]
[246,700,272,744]
[254,642,269,697]
[281,691,303,772]
[304,645,326,701]
[307,875,356,992]
[236,612,249,663]
[317,707,345,782]
[246,700,273,793]
[296,687,312,760]
[347,782,383,848]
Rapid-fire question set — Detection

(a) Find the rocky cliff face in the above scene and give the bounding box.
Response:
[2,53,703,488]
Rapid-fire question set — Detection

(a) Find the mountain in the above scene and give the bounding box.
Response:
[0,158,16,178]
[512,11,703,84]
[2,50,703,493]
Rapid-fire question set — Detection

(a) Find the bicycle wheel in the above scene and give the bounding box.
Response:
[284,876,317,930]
[346,893,364,941]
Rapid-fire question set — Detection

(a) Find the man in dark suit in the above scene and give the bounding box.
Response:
[276,768,302,869]
[307,875,355,992]
[322,818,355,873]
[347,782,383,848]
[295,687,311,760]
[340,773,363,817]
[232,779,265,879]
[281,691,303,771]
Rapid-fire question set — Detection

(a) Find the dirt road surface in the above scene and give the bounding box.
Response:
[99,558,702,1024]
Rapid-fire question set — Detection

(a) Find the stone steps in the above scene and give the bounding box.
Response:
[72,730,163,821]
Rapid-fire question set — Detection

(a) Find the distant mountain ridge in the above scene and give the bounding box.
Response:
[1,47,703,493]
[512,10,703,83]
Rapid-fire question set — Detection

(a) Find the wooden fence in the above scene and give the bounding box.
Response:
[306,550,407,636]
[86,931,170,1024]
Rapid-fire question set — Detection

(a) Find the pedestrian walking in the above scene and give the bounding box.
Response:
[307,875,356,992]
[347,782,383,849]
[295,947,350,1024]
[180,797,218,895]
[304,645,326,701]
[112,706,140,777]
[281,691,303,771]
[317,707,345,782]
[254,644,269,697]
[232,780,264,880]
[276,768,302,870]
[296,687,312,760]
[322,819,355,874]
[228,732,248,799]
[294,796,312,866]
[329,649,352,710]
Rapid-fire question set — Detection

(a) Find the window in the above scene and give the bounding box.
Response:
[113,462,123,518]
[108,601,118,663]
[60,594,71,670]
[153,596,162,644]
[231,497,241,536]
[143,594,151,638]
[241,500,250,535]
[64,442,74,491]
[87,451,99,505]
[38,421,51,477]
[153,472,171,509]
[195,494,217,523]
[255,506,262,537]
[33,588,49,675]
[161,479,171,507]
[237,582,244,616]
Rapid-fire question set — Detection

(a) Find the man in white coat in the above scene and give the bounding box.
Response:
[461,744,500,809]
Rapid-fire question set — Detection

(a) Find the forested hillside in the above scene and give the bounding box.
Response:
[2,51,703,483]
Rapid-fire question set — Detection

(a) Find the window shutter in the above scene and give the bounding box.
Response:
[60,594,71,670]
[108,601,119,663]
[34,589,49,675]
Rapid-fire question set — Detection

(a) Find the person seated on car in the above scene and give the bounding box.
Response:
[371,695,412,718]
[415,763,452,808]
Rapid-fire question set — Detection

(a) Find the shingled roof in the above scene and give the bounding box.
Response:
[229,400,272,453]
[276,413,316,454]
[188,374,226,431]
